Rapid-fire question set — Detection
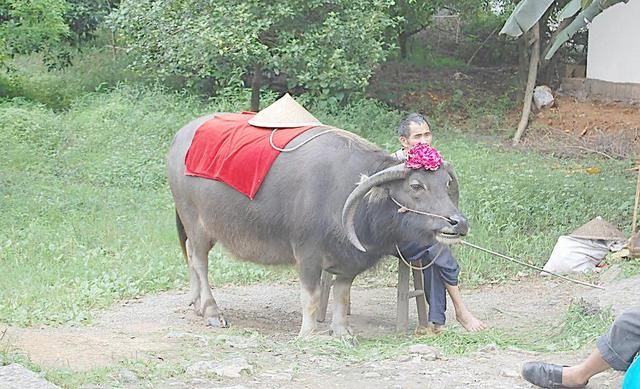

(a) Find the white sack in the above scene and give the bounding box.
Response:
[542,235,609,274]
[533,85,554,110]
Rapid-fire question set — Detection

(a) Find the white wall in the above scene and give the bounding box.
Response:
[587,0,640,84]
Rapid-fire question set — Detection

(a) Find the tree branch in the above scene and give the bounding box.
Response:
[513,22,540,146]
[466,26,498,66]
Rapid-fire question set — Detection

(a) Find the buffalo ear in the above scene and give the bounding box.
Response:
[365,186,389,204]
[358,174,389,204]
[443,161,459,206]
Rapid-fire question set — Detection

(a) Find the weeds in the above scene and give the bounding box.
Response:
[2,47,140,110]
[530,299,614,353]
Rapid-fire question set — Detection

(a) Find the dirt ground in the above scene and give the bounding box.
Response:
[523,96,640,160]
[4,270,637,388]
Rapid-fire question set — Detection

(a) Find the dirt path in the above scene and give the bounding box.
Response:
[4,274,635,388]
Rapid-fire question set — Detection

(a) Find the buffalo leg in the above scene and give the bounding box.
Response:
[298,260,323,337]
[185,239,201,309]
[331,275,355,336]
[187,237,227,327]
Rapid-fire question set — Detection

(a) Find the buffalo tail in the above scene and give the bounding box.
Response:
[175,209,188,264]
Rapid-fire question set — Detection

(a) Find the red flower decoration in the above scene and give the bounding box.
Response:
[405,143,443,171]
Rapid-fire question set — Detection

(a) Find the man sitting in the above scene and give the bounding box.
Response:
[394,113,485,333]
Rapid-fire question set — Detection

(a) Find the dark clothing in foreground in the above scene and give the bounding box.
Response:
[597,308,640,371]
[397,241,460,325]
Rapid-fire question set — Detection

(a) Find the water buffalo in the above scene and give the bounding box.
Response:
[167,115,468,337]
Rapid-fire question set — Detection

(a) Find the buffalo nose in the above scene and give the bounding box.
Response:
[448,214,469,235]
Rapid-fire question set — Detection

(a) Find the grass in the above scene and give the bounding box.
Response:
[622,258,640,277]
[405,44,467,70]
[289,330,522,364]
[1,83,636,326]
[438,135,635,286]
[288,299,614,366]
[0,87,295,326]
[540,299,614,352]
[2,47,141,110]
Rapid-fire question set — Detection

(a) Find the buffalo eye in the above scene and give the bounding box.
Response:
[409,181,424,191]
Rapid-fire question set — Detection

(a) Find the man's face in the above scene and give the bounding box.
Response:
[400,121,432,149]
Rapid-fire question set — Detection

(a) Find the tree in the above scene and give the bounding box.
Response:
[64,0,119,46]
[390,0,443,59]
[111,0,397,109]
[500,0,629,145]
[0,0,120,71]
[0,0,69,66]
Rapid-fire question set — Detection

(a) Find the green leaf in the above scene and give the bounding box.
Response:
[499,0,555,37]
[544,0,627,59]
[558,0,582,21]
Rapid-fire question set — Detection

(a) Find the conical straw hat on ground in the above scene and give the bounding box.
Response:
[248,93,323,128]
[569,216,626,240]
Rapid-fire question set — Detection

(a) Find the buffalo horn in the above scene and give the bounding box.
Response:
[342,163,407,252]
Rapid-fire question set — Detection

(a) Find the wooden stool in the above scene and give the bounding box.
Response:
[396,257,430,332]
[317,258,429,332]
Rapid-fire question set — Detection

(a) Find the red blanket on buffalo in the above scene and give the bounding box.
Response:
[184,112,315,199]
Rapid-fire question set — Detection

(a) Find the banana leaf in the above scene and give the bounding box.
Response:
[557,0,582,21]
[500,0,555,37]
[544,0,628,59]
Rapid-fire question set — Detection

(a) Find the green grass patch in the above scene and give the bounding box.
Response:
[1,83,635,327]
[527,299,614,353]
[405,45,467,70]
[438,136,634,286]
[0,340,37,370]
[2,48,141,110]
[0,87,292,326]
[622,259,640,277]
[289,328,527,364]
[609,256,640,278]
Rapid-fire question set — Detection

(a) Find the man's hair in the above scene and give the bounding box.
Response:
[398,113,431,138]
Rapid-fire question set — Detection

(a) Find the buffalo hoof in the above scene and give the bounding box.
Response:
[189,299,203,316]
[330,324,353,338]
[206,315,229,328]
[297,326,318,339]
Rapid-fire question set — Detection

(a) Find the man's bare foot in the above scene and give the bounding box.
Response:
[456,309,486,332]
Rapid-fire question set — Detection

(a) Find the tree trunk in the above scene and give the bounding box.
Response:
[516,34,529,101]
[512,22,540,146]
[250,64,261,112]
[110,30,117,60]
[398,31,408,60]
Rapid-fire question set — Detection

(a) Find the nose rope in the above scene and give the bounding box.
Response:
[390,197,451,221]
[460,240,604,290]
[395,242,444,271]
[391,197,604,290]
[390,196,450,270]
